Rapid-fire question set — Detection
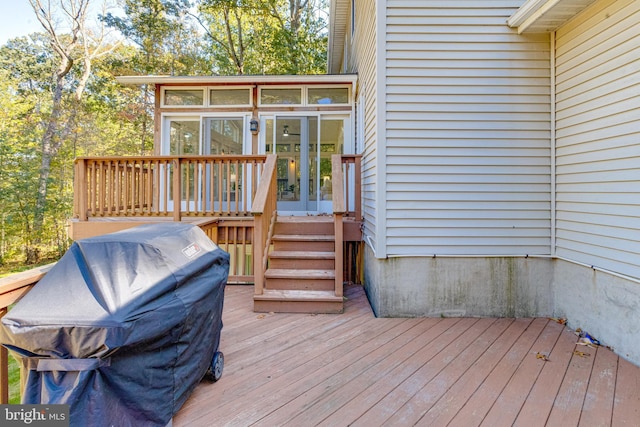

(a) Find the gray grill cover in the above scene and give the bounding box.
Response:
[0,223,229,426]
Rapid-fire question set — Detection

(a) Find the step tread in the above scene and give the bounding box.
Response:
[265,269,335,279]
[277,216,333,222]
[269,251,335,259]
[255,289,343,302]
[272,234,334,242]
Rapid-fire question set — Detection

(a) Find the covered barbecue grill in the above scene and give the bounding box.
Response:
[0,223,229,427]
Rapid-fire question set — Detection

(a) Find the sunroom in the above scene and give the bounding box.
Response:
[69,74,362,313]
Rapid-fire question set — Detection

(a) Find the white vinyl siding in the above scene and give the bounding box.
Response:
[555,0,640,278]
[348,0,379,251]
[384,1,552,256]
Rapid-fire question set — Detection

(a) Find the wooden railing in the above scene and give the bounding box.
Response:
[339,154,362,220]
[251,155,278,296]
[333,154,363,289]
[0,264,55,404]
[332,155,346,298]
[74,155,267,220]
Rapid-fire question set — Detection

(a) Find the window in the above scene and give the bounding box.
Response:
[260,88,302,105]
[204,117,244,155]
[308,87,350,105]
[209,88,252,106]
[168,119,200,154]
[163,89,204,106]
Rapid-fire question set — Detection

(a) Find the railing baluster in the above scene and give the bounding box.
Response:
[172,159,181,221]
[74,155,267,219]
[0,307,7,404]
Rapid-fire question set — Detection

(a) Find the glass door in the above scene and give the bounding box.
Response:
[202,117,246,211]
[162,117,201,212]
[273,117,307,211]
[264,115,349,214]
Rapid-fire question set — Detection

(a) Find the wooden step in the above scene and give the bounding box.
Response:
[268,251,335,270]
[265,268,335,291]
[254,289,344,314]
[271,234,335,251]
[274,219,334,235]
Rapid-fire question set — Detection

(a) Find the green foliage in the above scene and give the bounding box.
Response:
[8,354,20,404]
[192,0,328,75]
[0,0,328,268]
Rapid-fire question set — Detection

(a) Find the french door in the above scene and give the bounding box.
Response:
[264,115,350,214]
[161,115,248,212]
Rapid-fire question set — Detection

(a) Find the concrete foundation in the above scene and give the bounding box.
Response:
[363,245,640,365]
[553,259,640,365]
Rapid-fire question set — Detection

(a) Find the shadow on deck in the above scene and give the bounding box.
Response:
[175,284,640,426]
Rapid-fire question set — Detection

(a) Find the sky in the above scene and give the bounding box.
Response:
[0,1,43,45]
[0,1,123,46]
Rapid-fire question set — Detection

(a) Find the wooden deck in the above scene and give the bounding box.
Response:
[175,285,640,427]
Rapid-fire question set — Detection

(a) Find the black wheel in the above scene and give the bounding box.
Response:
[210,351,224,382]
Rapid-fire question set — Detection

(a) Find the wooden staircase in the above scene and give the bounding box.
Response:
[253,216,344,314]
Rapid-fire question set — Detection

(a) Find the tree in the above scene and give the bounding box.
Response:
[192,0,328,75]
[27,0,119,263]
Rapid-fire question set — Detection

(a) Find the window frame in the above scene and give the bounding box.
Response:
[161,86,207,108]
[208,86,254,108]
[258,85,352,107]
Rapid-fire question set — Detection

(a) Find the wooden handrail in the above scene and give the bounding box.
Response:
[74,155,268,220]
[336,154,362,220]
[0,263,55,404]
[251,154,278,295]
[331,155,346,215]
[331,155,346,297]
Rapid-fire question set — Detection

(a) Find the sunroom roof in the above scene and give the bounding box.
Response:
[116,74,357,86]
[507,0,598,33]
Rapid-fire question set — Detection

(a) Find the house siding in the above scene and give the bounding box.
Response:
[385,1,552,256]
[555,0,640,279]
[347,0,379,253]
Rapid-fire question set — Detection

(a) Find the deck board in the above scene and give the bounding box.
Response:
[174,285,640,427]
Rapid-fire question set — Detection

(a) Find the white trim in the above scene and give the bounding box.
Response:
[381,253,640,285]
[328,0,350,74]
[208,86,254,108]
[555,256,640,286]
[160,112,253,155]
[307,85,352,107]
[550,32,557,257]
[375,0,387,259]
[507,0,597,34]
[160,113,202,154]
[161,87,206,108]
[257,85,353,108]
[200,113,253,155]
[507,0,551,28]
[117,74,358,86]
[258,86,304,107]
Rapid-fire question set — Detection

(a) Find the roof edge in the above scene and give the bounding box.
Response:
[116,74,358,86]
[507,0,551,29]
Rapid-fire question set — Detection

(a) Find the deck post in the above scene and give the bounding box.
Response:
[251,155,277,296]
[0,308,7,404]
[75,159,88,221]
[172,158,181,222]
[334,214,344,297]
[354,155,362,220]
[253,215,264,295]
[332,155,346,298]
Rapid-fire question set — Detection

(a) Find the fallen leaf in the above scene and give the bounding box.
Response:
[549,317,567,325]
[574,350,590,358]
[536,352,550,361]
[257,314,266,319]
